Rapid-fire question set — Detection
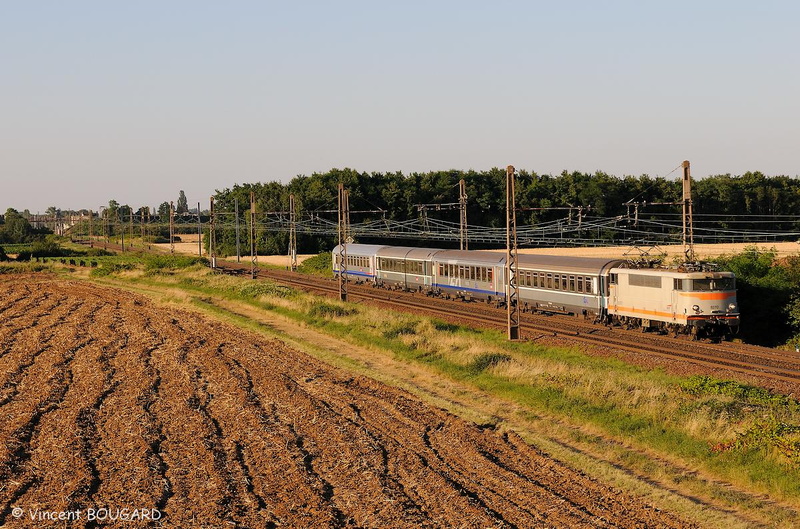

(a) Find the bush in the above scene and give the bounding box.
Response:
[298,253,333,277]
[90,262,135,277]
[144,254,207,271]
[30,240,65,258]
[84,248,115,257]
[0,246,7,262]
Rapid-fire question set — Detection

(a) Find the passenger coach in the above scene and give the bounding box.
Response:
[375,246,441,290]
[514,254,624,318]
[332,244,386,283]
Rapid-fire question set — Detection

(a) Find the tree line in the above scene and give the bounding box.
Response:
[209,168,800,256]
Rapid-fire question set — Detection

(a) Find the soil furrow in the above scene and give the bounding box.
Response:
[186,365,246,526]
[75,317,125,513]
[192,343,343,527]
[0,339,84,523]
[0,291,56,328]
[0,300,88,407]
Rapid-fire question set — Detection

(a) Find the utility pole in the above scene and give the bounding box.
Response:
[88,209,93,247]
[146,208,151,248]
[197,202,202,256]
[119,210,125,252]
[129,208,134,248]
[210,197,217,268]
[338,183,350,301]
[459,178,468,250]
[250,191,257,279]
[682,160,695,263]
[506,165,520,340]
[140,207,146,245]
[234,197,241,263]
[288,194,297,271]
[169,201,175,254]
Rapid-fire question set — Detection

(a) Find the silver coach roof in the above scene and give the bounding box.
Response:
[517,254,625,274]
[376,246,443,260]
[434,250,623,274]
[434,250,506,265]
[332,244,388,255]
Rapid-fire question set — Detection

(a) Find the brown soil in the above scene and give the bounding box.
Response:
[0,275,694,528]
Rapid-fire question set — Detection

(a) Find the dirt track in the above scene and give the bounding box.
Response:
[0,275,693,528]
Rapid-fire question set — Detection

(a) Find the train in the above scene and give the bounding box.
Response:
[332,244,740,338]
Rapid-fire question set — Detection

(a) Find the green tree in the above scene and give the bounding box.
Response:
[177,190,188,213]
[157,202,171,218]
[713,247,794,346]
[0,208,37,243]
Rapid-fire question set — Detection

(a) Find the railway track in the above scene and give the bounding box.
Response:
[70,242,800,388]
[242,265,800,387]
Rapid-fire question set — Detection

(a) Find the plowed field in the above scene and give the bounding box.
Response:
[0,275,692,528]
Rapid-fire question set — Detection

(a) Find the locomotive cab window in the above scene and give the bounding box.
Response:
[691,278,735,291]
[610,273,617,285]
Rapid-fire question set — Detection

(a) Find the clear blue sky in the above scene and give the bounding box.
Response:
[2,1,798,213]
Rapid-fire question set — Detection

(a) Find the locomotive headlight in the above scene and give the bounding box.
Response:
[692,304,701,313]
[728,303,737,312]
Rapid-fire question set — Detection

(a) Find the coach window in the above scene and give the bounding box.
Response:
[546,273,553,289]
[487,269,493,283]
[561,275,568,290]
[577,276,584,293]
[674,279,683,290]
[569,275,575,291]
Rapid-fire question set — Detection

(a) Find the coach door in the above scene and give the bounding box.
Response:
[608,273,618,312]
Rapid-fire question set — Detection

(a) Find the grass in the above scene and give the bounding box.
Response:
[26,255,800,527]
[0,262,53,274]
